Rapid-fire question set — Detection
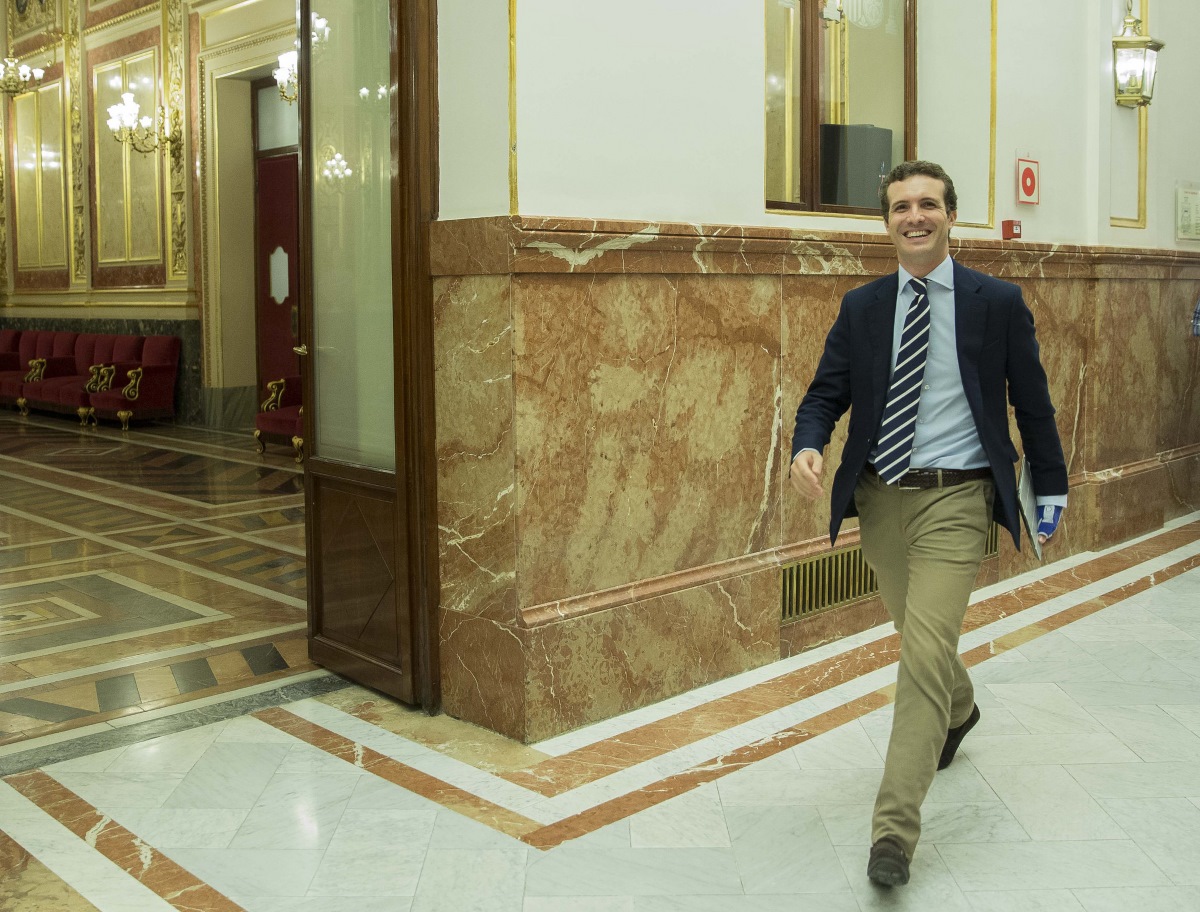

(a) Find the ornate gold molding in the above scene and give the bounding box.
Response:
[165,0,187,281]
[0,91,7,288]
[9,0,60,45]
[81,2,160,38]
[66,0,88,284]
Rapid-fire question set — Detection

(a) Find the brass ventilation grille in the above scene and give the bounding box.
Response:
[782,523,1000,622]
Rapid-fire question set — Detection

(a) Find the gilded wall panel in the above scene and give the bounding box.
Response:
[9,0,59,45]
[37,84,67,266]
[91,47,161,267]
[13,94,39,269]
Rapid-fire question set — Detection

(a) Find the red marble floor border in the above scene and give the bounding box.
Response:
[254,707,544,838]
[0,828,102,911]
[495,522,1200,796]
[248,546,1200,852]
[2,770,247,912]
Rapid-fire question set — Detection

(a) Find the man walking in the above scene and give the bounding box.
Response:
[789,161,1067,886]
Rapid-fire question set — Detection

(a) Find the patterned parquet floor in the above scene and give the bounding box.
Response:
[0,414,315,750]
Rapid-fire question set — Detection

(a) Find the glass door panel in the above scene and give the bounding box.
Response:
[309,0,395,469]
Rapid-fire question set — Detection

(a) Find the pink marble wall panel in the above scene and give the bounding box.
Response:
[522,565,780,742]
[781,274,866,548]
[511,273,782,607]
[1164,453,1200,522]
[1018,278,1093,476]
[1157,280,1200,454]
[1075,467,1168,552]
[439,609,528,741]
[1085,279,1163,471]
[433,276,517,622]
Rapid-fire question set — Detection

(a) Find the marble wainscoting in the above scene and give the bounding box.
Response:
[430,216,1200,743]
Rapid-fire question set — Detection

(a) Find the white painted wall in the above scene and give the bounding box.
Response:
[438,0,510,219]
[438,0,1200,251]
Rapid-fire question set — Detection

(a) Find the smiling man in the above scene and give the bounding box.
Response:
[789,161,1068,887]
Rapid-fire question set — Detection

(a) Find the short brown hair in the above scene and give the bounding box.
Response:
[879,160,958,219]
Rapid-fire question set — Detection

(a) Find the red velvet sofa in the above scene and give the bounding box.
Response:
[253,374,304,462]
[0,329,180,429]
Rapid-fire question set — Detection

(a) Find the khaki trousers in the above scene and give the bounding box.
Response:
[854,470,994,858]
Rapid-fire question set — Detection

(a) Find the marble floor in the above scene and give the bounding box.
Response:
[2,415,1200,911]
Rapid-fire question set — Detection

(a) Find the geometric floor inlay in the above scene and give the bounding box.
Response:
[0,572,226,661]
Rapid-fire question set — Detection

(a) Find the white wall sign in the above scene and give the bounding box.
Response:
[1177,186,1200,241]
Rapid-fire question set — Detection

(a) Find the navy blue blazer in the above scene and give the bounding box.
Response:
[791,260,1068,549]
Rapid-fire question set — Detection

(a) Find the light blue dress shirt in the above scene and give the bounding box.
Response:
[802,255,1066,509]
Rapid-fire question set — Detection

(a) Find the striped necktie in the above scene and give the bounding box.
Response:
[875,277,930,484]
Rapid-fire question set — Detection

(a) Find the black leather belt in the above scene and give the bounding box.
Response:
[865,464,992,490]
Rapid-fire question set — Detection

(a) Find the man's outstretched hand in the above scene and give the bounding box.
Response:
[789,450,824,500]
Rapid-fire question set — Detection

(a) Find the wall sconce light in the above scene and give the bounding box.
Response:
[0,57,44,96]
[274,13,329,105]
[274,50,298,104]
[1113,0,1164,107]
[106,92,179,156]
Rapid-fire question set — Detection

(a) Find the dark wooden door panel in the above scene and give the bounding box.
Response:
[308,462,413,704]
[254,153,301,391]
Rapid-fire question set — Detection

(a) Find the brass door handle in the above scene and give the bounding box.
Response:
[293,344,308,356]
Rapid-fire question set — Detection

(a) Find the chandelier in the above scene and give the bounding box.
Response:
[273,50,298,104]
[0,57,44,96]
[106,93,179,155]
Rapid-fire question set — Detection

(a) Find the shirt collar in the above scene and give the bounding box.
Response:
[898,255,954,295]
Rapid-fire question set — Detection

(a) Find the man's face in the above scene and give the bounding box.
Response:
[883,174,957,274]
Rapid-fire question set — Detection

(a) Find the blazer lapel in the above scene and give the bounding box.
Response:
[867,273,899,417]
[953,261,988,389]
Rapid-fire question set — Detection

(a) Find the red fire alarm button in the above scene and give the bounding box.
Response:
[1002,219,1022,240]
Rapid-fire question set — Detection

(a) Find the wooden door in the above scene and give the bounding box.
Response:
[299,0,439,710]
[254,153,301,391]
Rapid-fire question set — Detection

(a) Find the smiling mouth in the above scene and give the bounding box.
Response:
[903,230,932,239]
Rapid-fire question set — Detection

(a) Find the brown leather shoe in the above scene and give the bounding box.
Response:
[938,703,980,770]
[867,837,910,886]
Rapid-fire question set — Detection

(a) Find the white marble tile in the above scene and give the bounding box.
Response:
[984,683,1107,734]
[965,890,1085,912]
[1161,704,1200,735]
[570,818,632,850]
[635,895,860,911]
[50,770,186,810]
[971,658,1118,685]
[790,720,884,769]
[936,841,1169,891]
[164,847,325,897]
[1014,633,1097,664]
[45,745,128,773]
[1086,704,1200,762]
[159,742,290,809]
[724,805,849,894]
[247,899,411,912]
[919,800,1031,844]
[974,764,1125,841]
[836,843,974,911]
[628,783,730,848]
[413,849,528,912]
[525,847,744,896]
[304,809,437,897]
[716,766,882,807]
[346,771,442,812]
[1064,761,1200,799]
[105,725,224,774]
[0,780,178,912]
[110,807,248,849]
[525,899,634,912]
[924,760,1002,804]
[1098,798,1200,885]
[961,733,1140,767]
[1057,681,1200,707]
[1076,642,1196,684]
[229,770,362,849]
[430,808,528,849]
[1072,886,1200,912]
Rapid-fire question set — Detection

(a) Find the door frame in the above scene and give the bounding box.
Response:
[298,0,441,712]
